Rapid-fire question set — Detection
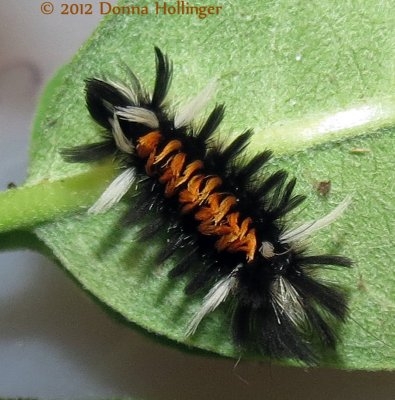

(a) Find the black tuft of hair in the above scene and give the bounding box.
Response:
[60,140,116,163]
[151,47,173,109]
[85,78,132,129]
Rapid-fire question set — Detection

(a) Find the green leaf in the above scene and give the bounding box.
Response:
[4,0,395,369]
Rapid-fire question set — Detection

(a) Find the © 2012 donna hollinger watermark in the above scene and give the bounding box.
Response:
[100,1,223,19]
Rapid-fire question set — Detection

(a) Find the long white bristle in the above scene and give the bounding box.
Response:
[107,79,138,104]
[88,168,136,214]
[280,195,352,243]
[186,265,240,337]
[271,276,305,326]
[110,114,134,154]
[116,106,159,129]
[174,79,217,128]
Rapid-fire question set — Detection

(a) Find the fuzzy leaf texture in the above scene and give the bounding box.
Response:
[13,0,395,369]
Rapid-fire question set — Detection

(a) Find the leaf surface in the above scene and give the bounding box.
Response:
[26,0,395,369]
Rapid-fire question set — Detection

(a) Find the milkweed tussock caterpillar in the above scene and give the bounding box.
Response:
[62,47,352,365]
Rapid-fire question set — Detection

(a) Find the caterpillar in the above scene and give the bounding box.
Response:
[62,47,352,364]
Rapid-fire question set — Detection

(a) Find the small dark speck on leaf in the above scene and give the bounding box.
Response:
[46,118,58,128]
[314,180,331,196]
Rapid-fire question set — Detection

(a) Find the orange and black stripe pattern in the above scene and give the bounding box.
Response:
[62,47,352,364]
[136,131,257,262]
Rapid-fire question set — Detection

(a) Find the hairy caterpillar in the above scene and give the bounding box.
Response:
[62,47,352,364]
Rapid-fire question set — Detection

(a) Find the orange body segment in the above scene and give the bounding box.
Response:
[136,130,258,262]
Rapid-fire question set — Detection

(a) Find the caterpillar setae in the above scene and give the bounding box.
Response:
[62,47,352,364]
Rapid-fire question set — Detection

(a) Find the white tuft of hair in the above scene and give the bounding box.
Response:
[280,195,352,244]
[174,79,217,129]
[88,168,136,215]
[186,264,240,337]
[271,276,305,326]
[116,106,159,129]
[110,114,134,154]
[107,79,138,104]
[259,241,275,258]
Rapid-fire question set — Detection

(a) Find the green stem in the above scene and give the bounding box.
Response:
[0,162,115,233]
